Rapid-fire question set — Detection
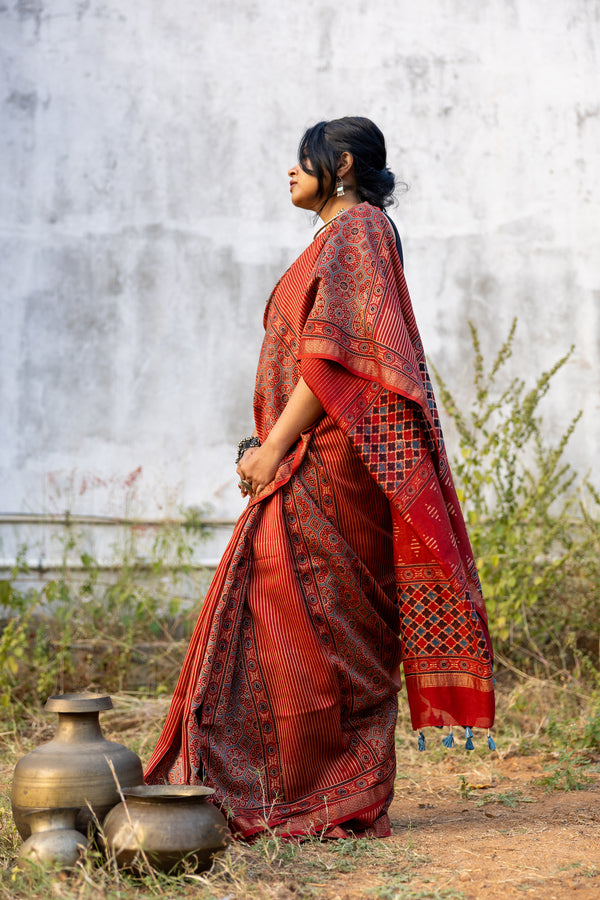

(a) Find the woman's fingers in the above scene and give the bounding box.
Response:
[237,459,251,496]
[237,443,281,499]
[238,472,261,498]
[237,477,267,499]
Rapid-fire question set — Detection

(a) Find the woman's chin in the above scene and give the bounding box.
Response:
[290,194,320,212]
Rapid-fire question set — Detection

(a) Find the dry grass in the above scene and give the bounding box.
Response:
[1,674,599,900]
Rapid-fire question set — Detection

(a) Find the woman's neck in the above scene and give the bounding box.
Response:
[317,190,361,224]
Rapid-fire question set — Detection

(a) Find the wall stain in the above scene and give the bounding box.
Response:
[15,0,44,34]
[576,105,600,130]
[6,90,38,115]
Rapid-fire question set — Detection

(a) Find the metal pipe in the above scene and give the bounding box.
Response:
[0,512,237,528]
[0,560,220,573]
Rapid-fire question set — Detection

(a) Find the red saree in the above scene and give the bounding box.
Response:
[145,203,495,838]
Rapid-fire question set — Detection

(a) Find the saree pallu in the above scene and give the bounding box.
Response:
[145,203,495,838]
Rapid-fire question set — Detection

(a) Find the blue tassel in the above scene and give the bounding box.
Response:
[465,727,474,750]
[418,731,426,751]
[442,729,454,749]
[487,731,497,751]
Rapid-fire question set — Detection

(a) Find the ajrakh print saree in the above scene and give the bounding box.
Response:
[145,203,495,838]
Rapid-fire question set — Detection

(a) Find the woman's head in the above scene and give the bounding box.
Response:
[297,117,396,211]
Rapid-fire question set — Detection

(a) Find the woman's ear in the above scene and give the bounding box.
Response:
[337,152,354,178]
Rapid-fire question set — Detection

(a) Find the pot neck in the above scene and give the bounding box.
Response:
[28,807,79,833]
[54,711,105,742]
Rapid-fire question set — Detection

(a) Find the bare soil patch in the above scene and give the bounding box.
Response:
[378,751,600,900]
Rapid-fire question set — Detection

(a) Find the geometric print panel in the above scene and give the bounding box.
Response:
[399,581,490,664]
[348,389,433,496]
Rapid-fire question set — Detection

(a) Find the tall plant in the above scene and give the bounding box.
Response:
[431,320,598,672]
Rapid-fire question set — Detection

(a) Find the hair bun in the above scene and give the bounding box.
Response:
[298,116,400,209]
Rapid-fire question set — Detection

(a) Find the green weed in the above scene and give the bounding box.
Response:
[559,861,600,878]
[371,881,466,900]
[432,319,600,675]
[475,790,535,808]
[583,709,600,749]
[456,775,473,801]
[536,748,594,791]
[0,508,213,723]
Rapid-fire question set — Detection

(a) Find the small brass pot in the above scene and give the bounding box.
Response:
[11,692,143,838]
[102,785,230,873]
[18,807,89,869]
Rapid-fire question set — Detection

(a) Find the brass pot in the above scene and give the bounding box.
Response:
[11,692,143,838]
[102,785,230,873]
[18,807,89,869]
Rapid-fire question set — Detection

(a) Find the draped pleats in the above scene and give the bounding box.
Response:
[146,416,401,838]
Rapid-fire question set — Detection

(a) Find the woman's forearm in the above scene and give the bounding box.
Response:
[262,376,324,456]
[236,377,324,497]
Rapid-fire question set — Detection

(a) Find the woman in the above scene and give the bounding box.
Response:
[145,117,495,839]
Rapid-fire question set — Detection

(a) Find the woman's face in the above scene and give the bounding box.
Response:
[288,158,328,212]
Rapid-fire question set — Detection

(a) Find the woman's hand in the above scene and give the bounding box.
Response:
[237,443,284,498]
[236,377,324,499]
[236,445,259,497]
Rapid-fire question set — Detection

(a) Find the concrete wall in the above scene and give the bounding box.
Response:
[1,0,599,566]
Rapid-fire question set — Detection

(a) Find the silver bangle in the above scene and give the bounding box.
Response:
[235,435,261,464]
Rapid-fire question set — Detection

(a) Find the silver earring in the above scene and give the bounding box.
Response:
[336,176,345,197]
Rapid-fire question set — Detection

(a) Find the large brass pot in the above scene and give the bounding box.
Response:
[102,785,230,873]
[11,692,143,838]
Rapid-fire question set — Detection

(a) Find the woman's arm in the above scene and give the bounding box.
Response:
[236,376,324,497]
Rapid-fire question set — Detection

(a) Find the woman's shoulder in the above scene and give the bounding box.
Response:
[326,202,396,250]
[339,201,384,224]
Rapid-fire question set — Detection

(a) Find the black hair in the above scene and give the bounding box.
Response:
[298,116,405,264]
[297,116,397,211]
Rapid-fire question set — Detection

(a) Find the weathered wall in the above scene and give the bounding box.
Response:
[1,0,599,565]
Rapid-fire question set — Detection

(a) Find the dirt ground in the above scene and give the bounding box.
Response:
[3,696,599,900]
[323,749,600,900]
